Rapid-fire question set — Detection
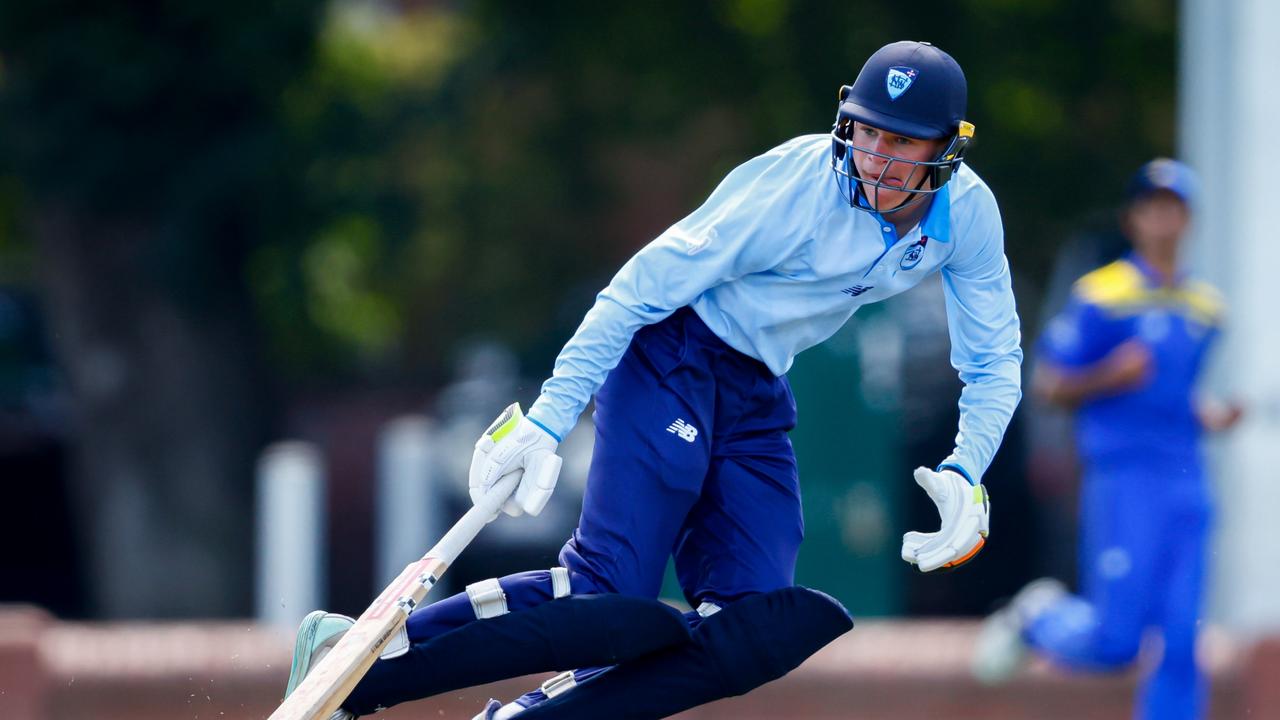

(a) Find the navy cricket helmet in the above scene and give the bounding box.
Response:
[831,41,974,212]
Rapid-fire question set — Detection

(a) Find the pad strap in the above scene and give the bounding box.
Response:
[550,567,571,599]
[541,670,577,699]
[695,602,721,618]
[466,578,509,619]
[379,623,411,660]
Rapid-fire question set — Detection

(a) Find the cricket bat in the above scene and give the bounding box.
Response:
[267,471,522,720]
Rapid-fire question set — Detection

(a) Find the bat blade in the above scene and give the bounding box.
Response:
[267,555,445,720]
[265,471,518,720]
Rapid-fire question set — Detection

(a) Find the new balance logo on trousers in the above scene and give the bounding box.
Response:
[666,418,698,442]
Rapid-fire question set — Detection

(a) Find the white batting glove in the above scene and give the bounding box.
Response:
[469,402,563,518]
[901,467,989,572]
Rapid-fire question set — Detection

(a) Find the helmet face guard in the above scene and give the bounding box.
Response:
[828,41,972,213]
[829,113,975,213]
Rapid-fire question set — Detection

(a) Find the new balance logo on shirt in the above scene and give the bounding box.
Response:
[842,284,875,297]
[666,418,698,442]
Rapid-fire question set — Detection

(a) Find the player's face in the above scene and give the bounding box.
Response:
[1126,190,1189,259]
[850,122,947,212]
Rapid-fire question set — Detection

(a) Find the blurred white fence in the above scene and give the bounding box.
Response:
[255,441,326,630]
[254,414,455,630]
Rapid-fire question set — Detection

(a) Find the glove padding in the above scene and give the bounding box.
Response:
[469,402,563,518]
[901,467,989,572]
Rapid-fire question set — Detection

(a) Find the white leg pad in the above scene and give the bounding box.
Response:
[550,567,571,599]
[467,578,509,619]
[379,622,411,660]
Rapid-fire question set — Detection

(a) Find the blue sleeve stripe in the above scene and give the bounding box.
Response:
[526,416,562,443]
[937,463,976,486]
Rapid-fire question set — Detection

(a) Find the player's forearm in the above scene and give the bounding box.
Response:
[531,215,767,437]
[945,353,1022,484]
[530,294,658,438]
[1037,339,1152,409]
[1033,363,1125,408]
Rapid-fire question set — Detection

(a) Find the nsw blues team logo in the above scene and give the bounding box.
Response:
[886,66,918,100]
[900,237,928,269]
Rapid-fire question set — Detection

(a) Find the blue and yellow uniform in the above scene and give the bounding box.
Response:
[1032,254,1224,720]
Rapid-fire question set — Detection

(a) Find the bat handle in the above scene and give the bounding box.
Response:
[429,471,520,565]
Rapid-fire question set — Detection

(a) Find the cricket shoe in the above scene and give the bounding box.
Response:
[284,610,358,720]
[473,698,524,720]
[971,578,1066,685]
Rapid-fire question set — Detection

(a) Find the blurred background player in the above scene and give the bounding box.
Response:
[286,40,1022,720]
[972,158,1242,720]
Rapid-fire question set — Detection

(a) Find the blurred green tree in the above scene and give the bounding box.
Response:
[0,0,325,617]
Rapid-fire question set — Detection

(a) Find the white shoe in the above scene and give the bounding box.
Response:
[284,610,358,719]
[971,578,1066,684]
[473,698,529,719]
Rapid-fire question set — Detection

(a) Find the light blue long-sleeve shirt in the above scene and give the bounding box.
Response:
[529,134,1022,482]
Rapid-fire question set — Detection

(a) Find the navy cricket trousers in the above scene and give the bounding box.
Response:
[561,306,803,607]
[398,307,802,640]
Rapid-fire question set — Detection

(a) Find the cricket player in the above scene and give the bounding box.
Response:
[972,159,1240,720]
[287,40,1022,720]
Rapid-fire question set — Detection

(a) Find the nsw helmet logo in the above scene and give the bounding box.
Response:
[886,66,918,100]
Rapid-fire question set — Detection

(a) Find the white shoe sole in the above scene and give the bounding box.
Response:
[971,578,1067,685]
[971,606,1026,684]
